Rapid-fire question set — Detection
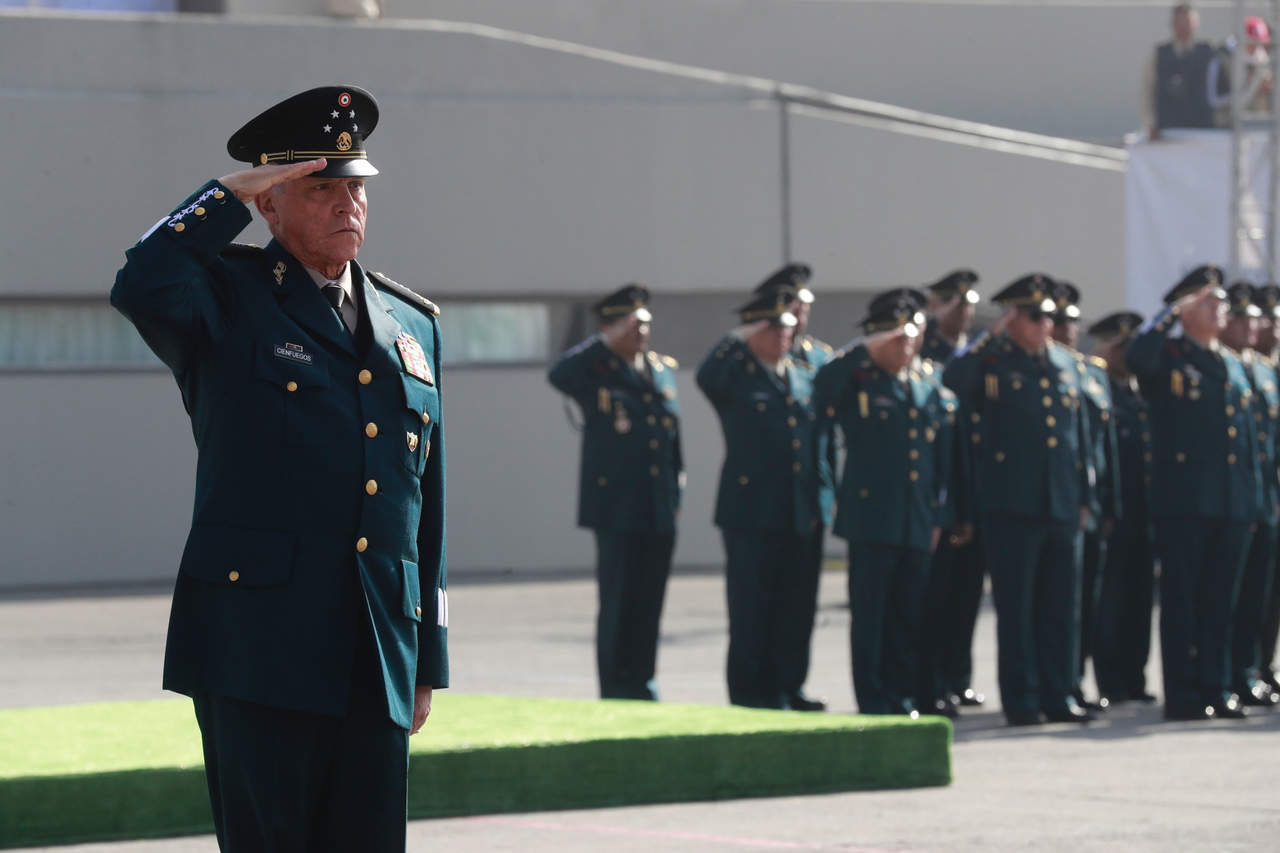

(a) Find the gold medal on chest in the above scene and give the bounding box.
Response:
[614,408,632,434]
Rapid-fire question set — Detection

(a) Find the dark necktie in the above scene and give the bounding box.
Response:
[322,284,352,335]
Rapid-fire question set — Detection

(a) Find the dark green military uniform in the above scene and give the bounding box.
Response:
[917,270,988,715]
[548,285,684,700]
[697,288,823,709]
[1125,267,1260,720]
[1089,312,1157,703]
[813,289,956,715]
[944,274,1096,725]
[1258,286,1280,695]
[1226,284,1280,707]
[111,87,447,852]
[750,264,833,710]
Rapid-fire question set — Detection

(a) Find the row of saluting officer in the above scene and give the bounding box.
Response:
[550,262,1280,725]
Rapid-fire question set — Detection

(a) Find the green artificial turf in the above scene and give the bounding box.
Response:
[0,694,950,848]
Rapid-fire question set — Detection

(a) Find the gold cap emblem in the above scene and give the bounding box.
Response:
[336,132,353,152]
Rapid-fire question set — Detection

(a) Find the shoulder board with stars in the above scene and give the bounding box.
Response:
[368,271,440,317]
[1088,355,1107,369]
[647,352,680,369]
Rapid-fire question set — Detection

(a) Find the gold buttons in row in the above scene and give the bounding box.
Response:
[356,537,368,553]
[366,423,378,438]
[365,480,378,496]
[359,369,373,385]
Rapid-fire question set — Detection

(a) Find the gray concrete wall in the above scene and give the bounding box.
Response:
[384,0,1242,144]
[0,11,1124,588]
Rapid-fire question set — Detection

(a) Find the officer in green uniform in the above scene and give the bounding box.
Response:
[1221,284,1280,707]
[751,263,832,711]
[548,284,684,701]
[917,269,986,716]
[1089,312,1159,704]
[1125,266,1258,720]
[110,87,447,851]
[1052,281,1120,712]
[944,274,1097,725]
[697,287,825,709]
[813,289,956,716]
[1256,283,1280,695]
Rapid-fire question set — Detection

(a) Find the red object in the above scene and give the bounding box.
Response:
[1246,16,1271,44]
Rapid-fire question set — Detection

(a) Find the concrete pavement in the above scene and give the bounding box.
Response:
[3,569,1278,852]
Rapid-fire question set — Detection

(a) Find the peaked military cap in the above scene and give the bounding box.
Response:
[595,283,653,323]
[753,263,815,304]
[1087,311,1144,341]
[991,273,1058,312]
[926,269,981,304]
[1253,282,1280,318]
[1162,264,1227,304]
[227,86,380,177]
[737,286,799,327]
[861,287,928,337]
[1226,281,1262,317]
[1053,280,1083,321]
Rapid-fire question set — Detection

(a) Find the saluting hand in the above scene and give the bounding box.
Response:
[988,311,1013,337]
[1172,284,1214,315]
[217,158,329,204]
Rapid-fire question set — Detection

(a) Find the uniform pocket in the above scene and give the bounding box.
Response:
[402,559,422,622]
[178,523,296,587]
[400,375,439,475]
[253,346,331,446]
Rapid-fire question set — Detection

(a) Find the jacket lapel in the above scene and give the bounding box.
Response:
[360,263,408,379]
[267,240,356,357]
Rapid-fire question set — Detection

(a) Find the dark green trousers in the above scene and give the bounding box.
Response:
[1076,529,1109,695]
[940,535,986,697]
[780,526,825,696]
[191,617,408,853]
[849,542,929,714]
[722,528,812,708]
[982,514,1082,716]
[1265,547,1280,683]
[1154,517,1252,708]
[593,529,675,700]
[1232,522,1277,691]
[1094,515,1156,699]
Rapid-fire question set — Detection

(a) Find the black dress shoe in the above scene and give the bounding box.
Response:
[1131,691,1159,704]
[928,698,960,719]
[958,688,985,707]
[1006,710,1044,726]
[1240,682,1280,707]
[1082,696,1110,713]
[1044,704,1095,724]
[1164,703,1215,721]
[785,691,827,712]
[1212,696,1249,719]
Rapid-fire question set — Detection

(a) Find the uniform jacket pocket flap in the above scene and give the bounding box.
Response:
[401,375,438,418]
[254,347,330,389]
[179,524,296,587]
[402,559,422,621]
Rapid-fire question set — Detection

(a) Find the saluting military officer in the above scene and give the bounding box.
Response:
[1125,266,1260,720]
[1221,283,1280,708]
[110,87,447,851]
[1256,283,1280,695]
[943,274,1097,725]
[751,263,833,711]
[917,269,986,717]
[1089,312,1159,705]
[696,287,825,710]
[1052,281,1120,712]
[547,284,684,701]
[813,289,956,716]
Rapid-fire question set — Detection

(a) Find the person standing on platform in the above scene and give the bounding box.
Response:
[1221,284,1280,708]
[1255,284,1280,695]
[548,284,684,701]
[110,86,447,852]
[1052,281,1120,713]
[944,274,1097,726]
[1125,266,1259,721]
[813,289,956,716]
[1143,2,1217,138]
[1089,312,1159,705]
[697,287,825,710]
[918,269,985,717]
[751,263,833,711]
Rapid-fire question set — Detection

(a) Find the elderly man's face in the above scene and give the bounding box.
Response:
[1173,9,1198,42]
[259,177,368,272]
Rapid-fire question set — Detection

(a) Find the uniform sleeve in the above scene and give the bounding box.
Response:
[547,335,609,402]
[1100,407,1123,522]
[1125,307,1177,382]
[110,180,252,377]
[416,315,449,688]
[1076,379,1097,512]
[934,389,958,530]
[941,330,989,407]
[696,335,754,405]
